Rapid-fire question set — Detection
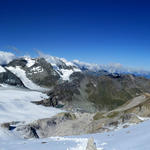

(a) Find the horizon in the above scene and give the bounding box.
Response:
[1,50,150,73]
[0,0,150,70]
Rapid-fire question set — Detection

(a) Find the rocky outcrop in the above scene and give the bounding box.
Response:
[0,69,25,87]
[26,58,60,87]
[14,112,78,138]
[16,125,39,139]
[10,94,150,139]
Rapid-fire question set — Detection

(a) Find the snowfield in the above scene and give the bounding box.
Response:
[0,85,63,123]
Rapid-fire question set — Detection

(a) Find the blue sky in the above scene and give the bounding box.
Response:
[0,0,150,70]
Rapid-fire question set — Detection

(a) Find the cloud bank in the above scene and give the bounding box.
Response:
[0,51,16,65]
[73,60,150,76]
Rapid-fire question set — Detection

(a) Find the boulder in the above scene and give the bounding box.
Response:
[86,138,97,150]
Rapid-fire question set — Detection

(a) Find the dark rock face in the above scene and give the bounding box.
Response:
[41,72,85,108]
[25,58,60,87]
[7,58,27,67]
[108,73,121,78]
[0,69,24,87]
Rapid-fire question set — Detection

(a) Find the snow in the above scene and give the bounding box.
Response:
[1,119,150,150]
[60,69,74,80]
[6,66,46,91]
[0,85,63,123]
[0,66,6,73]
[38,52,65,67]
[24,57,36,67]
[60,58,75,67]
[0,51,16,65]
[0,130,88,150]
[31,66,43,73]
[38,52,81,80]
[0,86,150,149]
[76,119,150,150]
[38,52,75,68]
[59,68,81,80]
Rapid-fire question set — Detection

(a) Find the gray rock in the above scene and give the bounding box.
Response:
[86,138,97,150]
[15,125,39,139]
[0,69,25,87]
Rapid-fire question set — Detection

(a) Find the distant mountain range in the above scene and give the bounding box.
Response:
[0,51,150,79]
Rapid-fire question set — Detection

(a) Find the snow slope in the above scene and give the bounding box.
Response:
[0,66,6,73]
[79,119,150,150]
[0,128,88,150]
[6,66,46,91]
[0,85,63,123]
[1,117,150,149]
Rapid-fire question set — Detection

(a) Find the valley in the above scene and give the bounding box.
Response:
[0,53,150,149]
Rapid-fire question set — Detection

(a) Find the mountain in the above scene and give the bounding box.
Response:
[0,52,150,112]
[1,51,150,149]
[73,59,150,78]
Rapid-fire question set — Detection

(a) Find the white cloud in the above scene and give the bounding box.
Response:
[73,59,150,76]
[0,51,16,65]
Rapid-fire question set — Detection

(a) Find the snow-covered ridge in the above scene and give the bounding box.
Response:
[38,51,75,67]
[38,52,81,80]
[36,52,150,77]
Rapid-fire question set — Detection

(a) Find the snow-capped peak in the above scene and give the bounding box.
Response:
[23,56,36,68]
[37,52,150,78]
[38,51,75,68]
[38,52,81,80]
